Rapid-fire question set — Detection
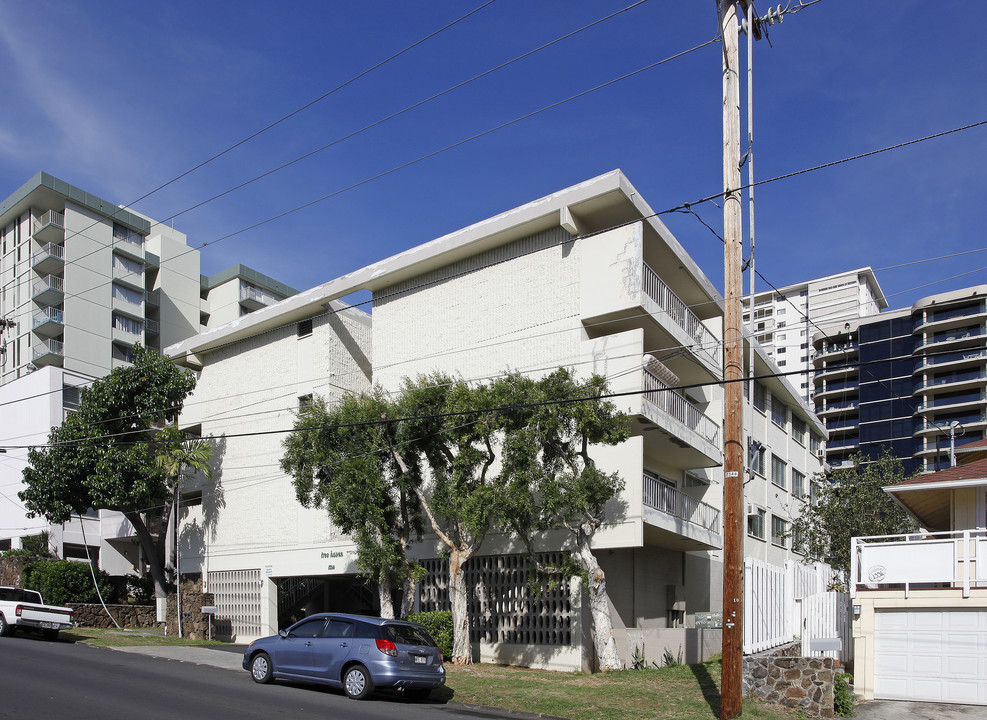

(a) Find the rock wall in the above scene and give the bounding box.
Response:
[743,651,836,719]
[166,577,215,640]
[0,556,30,586]
[68,603,159,629]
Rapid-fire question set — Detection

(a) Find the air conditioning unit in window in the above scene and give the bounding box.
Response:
[816,450,825,459]
[746,503,759,516]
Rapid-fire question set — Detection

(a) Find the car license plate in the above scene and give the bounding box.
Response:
[42,622,56,629]
[414,655,427,664]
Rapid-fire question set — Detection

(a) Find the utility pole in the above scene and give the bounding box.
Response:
[719,1,745,718]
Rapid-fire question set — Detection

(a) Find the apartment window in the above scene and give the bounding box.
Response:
[777,347,787,354]
[112,253,143,275]
[298,319,313,338]
[778,360,786,366]
[777,333,786,341]
[792,469,806,498]
[112,282,144,306]
[748,508,765,540]
[113,222,143,247]
[63,543,99,564]
[771,454,786,490]
[771,516,788,548]
[181,490,203,507]
[62,385,81,411]
[750,444,766,475]
[810,480,820,505]
[777,308,786,315]
[791,416,807,445]
[770,396,787,428]
[298,394,313,410]
[112,313,143,335]
[792,526,806,554]
[753,382,767,413]
[809,433,822,455]
[777,321,787,328]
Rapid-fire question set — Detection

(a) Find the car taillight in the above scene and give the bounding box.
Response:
[375,638,398,657]
[15,604,23,617]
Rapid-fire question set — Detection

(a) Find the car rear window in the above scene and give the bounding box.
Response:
[383,623,435,646]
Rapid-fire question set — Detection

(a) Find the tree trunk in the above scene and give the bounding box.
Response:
[448,549,472,664]
[377,575,395,619]
[399,573,417,618]
[125,511,169,599]
[574,534,620,671]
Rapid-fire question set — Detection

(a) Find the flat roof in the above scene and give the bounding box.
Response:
[201,264,299,297]
[0,172,150,234]
[166,170,724,360]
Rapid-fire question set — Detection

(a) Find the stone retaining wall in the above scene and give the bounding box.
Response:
[68,603,159,629]
[743,648,835,719]
[165,577,215,640]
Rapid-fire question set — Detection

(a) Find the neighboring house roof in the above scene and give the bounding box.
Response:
[885,457,987,531]
[953,437,987,464]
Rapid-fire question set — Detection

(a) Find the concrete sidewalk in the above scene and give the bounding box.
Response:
[854,699,987,719]
[110,644,248,672]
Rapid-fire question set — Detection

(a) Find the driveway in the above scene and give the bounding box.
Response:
[854,700,987,719]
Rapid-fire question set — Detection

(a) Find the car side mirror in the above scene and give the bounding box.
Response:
[279,629,289,639]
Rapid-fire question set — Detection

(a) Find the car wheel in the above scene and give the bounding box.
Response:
[0,614,8,637]
[43,629,58,641]
[405,688,431,702]
[249,652,274,684]
[343,664,374,700]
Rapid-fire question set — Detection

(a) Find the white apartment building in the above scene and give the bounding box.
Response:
[0,172,295,568]
[743,268,887,403]
[167,171,826,669]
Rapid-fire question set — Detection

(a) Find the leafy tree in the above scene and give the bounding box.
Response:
[791,450,918,581]
[281,390,424,619]
[24,560,114,605]
[20,345,198,599]
[497,369,630,671]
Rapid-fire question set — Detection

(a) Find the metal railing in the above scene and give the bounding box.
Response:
[33,274,63,296]
[240,284,280,306]
[113,228,144,247]
[642,263,718,364]
[145,290,160,307]
[812,342,857,359]
[642,369,720,445]
[32,242,65,265]
[33,338,64,359]
[32,307,63,327]
[32,209,64,234]
[851,529,987,598]
[642,474,720,535]
[145,319,160,334]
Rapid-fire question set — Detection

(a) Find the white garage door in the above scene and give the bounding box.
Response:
[874,610,987,705]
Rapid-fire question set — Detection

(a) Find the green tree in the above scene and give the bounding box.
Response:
[281,389,423,619]
[20,345,197,599]
[497,369,630,671]
[791,450,918,581]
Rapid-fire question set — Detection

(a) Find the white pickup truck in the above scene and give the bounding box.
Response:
[0,586,75,640]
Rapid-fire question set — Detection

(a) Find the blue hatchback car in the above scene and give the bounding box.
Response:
[242,613,445,701]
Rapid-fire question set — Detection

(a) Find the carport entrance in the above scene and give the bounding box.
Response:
[275,575,378,629]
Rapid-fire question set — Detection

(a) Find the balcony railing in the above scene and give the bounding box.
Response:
[33,274,64,299]
[145,290,160,307]
[32,307,64,328]
[642,263,718,365]
[642,474,720,535]
[851,529,987,598]
[812,342,857,359]
[643,369,720,445]
[921,326,985,347]
[33,338,64,360]
[32,209,64,234]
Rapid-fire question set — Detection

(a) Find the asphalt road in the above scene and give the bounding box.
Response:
[0,634,535,720]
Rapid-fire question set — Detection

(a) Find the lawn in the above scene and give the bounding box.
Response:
[63,628,799,720]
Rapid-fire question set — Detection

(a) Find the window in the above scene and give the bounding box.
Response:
[748,508,765,540]
[750,443,766,475]
[792,526,806,554]
[298,394,313,410]
[777,347,787,354]
[809,433,822,455]
[113,222,143,246]
[792,469,806,498]
[771,396,787,428]
[777,321,787,328]
[778,360,787,367]
[771,454,786,490]
[111,282,144,306]
[753,382,768,412]
[62,385,81,411]
[777,308,786,315]
[112,313,143,335]
[810,480,820,505]
[112,253,143,275]
[181,490,203,507]
[298,319,313,338]
[791,416,807,445]
[771,516,788,548]
[290,618,328,638]
[325,619,355,638]
[63,543,99,564]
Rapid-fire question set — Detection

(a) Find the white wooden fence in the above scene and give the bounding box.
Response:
[797,590,853,665]
[743,557,840,656]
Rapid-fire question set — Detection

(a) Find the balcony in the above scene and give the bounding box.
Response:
[642,473,721,551]
[33,338,64,367]
[813,362,858,385]
[112,263,144,290]
[580,246,720,381]
[112,228,144,261]
[639,369,722,467]
[812,342,857,361]
[145,290,160,308]
[239,283,281,311]
[813,380,859,403]
[32,307,64,338]
[851,530,987,598]
[816,399,859,417]
[31,209,64,244]
[915,325,985,352]
[914,349,987,372]
[914,304,987,334]
[32,274,64,306]
[914,369,987,395]
[31,242,65,275]
[914,414,987,437]
[145,319,160,335]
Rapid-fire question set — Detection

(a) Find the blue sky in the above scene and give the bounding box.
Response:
[1,0,984,311]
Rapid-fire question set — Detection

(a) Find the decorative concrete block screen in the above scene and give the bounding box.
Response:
[420,552,573,646]
[208,568,262,640]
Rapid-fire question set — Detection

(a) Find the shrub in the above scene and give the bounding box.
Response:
[834,672,855,717]
[23,560,115,606]
[125,573,155,605]
[405,610,453,660]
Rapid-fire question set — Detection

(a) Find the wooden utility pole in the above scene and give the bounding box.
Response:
[719,1,745,718]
